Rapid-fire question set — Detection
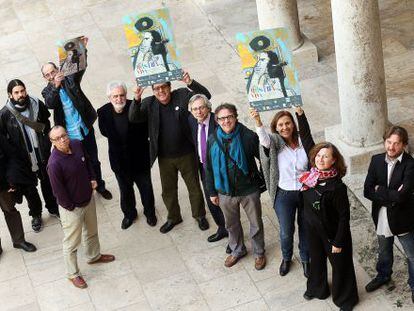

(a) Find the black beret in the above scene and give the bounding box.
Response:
[135,17,154,32]
[249,35,271,52]
[64,41,76,51]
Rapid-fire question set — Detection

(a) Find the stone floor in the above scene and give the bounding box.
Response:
[0,0,413,310]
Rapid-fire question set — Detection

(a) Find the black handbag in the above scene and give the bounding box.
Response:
[213,132,266,193]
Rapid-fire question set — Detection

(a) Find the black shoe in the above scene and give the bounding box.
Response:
[98,189,113,200]
[160,219,183,234]
[411,291,414,304]
[207,231,228,242]
[365,277,391,292]
[279,260,291,276]
[121,217,135,230]
[303,291,329,301]
[303,292,314,301]
[197,217,209,231]
[302,262,310,278]
[146,215,157,227]
[13,241,37,252]
[31,216,42,232]
[49,211,60,219]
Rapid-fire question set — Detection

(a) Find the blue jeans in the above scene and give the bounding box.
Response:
[376,232,414,290]
[274,188,309,262]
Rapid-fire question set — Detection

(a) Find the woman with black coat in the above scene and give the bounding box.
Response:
[299,142,358,311]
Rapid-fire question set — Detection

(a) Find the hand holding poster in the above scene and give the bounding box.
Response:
[57,37,87,77]
[123,8,183,86]
[236,28,302,111]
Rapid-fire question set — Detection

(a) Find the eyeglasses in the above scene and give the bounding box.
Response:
[152,84,170,93]
[191,105,207,112]
[43,69,58,79]
[217,115,235,122]
[51,133,68,142]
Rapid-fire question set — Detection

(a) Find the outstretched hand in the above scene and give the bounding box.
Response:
[249,107,263,127]
[80,36,89,47]
[181,71,193,86]
[210,196,219,206]
[133,86,146,102]
[294,106,304,116]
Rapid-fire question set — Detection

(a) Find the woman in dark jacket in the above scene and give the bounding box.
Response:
[300,142,358,311]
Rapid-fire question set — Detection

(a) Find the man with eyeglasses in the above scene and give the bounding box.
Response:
[0,79,59,232]
[205,103,266,270]
[41,37,112,201]
[47,125,115,289]
[188,94,228,245]
[129,72,210,233]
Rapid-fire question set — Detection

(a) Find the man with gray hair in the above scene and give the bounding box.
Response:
[97,81,156,229]
[188,94,228,244]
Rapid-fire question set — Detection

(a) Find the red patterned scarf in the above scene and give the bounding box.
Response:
[299,167,338,191]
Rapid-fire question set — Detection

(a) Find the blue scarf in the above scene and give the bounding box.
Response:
[210,124,249,194]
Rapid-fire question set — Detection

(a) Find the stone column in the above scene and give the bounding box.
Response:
[256,0,303,50]
[255,0,318,64]
[331,0,388,147]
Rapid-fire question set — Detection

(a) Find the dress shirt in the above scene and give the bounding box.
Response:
[256,126,308,190]
[197,113,211,164]
[376,153,404,237]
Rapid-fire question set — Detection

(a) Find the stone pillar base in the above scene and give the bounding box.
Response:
[325,124,383,175]
[292,34,318,66]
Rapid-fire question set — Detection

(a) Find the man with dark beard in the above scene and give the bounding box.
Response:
[0,79,59,232]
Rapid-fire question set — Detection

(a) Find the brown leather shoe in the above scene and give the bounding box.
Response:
[70,276,87,289]
[224,253,246,268]
[255,256,266,270]
[88,254,115,264]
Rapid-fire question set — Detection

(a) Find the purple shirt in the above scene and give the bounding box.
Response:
[47,140,95,210]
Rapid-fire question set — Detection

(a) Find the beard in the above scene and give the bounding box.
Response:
[112,102,126,113]
[11,96,30,112]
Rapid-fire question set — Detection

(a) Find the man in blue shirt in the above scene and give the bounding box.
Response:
[41,37,111,200]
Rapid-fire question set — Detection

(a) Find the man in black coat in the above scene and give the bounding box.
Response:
[364,126,414,303]
[0,79,58,232]
[129,72,209,233]
[188,94,227,243]
[0,133,37,253]
[41,37,112,201]
[98,81,156,230]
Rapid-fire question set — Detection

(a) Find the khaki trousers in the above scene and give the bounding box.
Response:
[60,196,101,279]
[158,153,206,223]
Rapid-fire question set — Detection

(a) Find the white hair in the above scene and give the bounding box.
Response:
[106,81,127,97]
[188,94,212,111]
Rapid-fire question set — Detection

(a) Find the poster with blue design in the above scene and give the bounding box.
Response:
[236,28,302,111]
[123,8,183,86]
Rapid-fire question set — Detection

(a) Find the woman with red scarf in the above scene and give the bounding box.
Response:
[299,142,358,311]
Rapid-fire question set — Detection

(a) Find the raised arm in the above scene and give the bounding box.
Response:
[182,71,211,101]
[128,86,149,123]
[249,107,271,149]
[296,107,315,156]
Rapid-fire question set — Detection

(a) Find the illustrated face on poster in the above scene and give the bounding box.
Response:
[236,28,303,111]
[123,8,183,87]
[57,37,87,77]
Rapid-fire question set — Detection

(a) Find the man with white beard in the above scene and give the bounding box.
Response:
[97,81,156,229]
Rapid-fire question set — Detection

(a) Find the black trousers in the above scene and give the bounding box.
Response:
[23,164,58,217]
[0,190,25,244]
[115,170,155,220]
[200,164,226,234]
[82,127,105,192]
[306,222,359,309]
